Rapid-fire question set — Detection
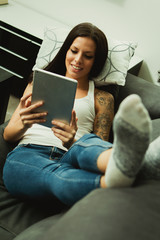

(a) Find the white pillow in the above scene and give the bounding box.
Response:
[33,27,70,70]
[93,38,137,86]
[33,26,137,86]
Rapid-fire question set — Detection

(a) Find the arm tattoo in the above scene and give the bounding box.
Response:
[96,95,107,106]
[94,112,113,141]
[94,90,114,141]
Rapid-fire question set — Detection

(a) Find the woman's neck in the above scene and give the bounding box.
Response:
[75,80,89,99]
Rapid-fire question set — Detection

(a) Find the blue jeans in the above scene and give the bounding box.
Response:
[3,133,112,206]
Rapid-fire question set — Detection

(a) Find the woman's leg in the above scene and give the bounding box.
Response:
[60,133,113,174]
[60,134,113,189]
[3,144,102,206]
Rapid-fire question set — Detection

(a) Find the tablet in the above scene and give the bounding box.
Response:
[32,68,77,128]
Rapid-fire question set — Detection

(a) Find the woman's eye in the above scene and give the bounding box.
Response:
[71,49,77,54]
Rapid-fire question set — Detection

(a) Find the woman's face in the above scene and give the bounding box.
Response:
[65,37,96,82]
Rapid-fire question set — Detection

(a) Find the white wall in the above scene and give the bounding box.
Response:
[12,0,160,84]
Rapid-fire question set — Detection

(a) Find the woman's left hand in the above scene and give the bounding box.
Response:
[51,110,78,149]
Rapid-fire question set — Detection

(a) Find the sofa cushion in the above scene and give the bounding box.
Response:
[151,119,160,141]
[12,180,160,240]
[0,184,66,240]
[12,214,64,240]
[116,73,160,119]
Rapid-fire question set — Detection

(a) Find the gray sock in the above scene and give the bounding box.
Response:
[105,94,152,188]
[138,136,160,180]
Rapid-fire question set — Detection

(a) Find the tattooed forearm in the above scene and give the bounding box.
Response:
[95,113,110,131]
[94,89,114,141]
[94,113,112,141]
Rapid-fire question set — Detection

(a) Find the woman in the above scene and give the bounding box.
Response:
[2,23,158,206]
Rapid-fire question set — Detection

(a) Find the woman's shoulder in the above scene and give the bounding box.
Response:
[94,88,114,103]
[94,87,114,113]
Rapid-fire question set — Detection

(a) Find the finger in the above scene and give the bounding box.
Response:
[27,101,44,113]
[20,112,47,121]
[70,110,78,129]
[52,130,72,146]
[52,126,76,143]
[21,93,32,101]
[25,98,32,108]
[20,93,32,108]
[52,120,76,139]
[22,118,46,127]
[19,102,45,118]
[23,118,46,124]
[52,120,69,130]
[52,126,72,137]
[53,132,68,143]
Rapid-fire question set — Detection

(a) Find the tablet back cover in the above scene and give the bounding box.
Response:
[32,69,77,128]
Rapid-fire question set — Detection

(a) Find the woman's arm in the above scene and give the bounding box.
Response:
[3,83,47,143]
[94,88,114,141]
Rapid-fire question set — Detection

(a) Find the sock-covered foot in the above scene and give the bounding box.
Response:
[138,136,160,180]
[105,94,152,188]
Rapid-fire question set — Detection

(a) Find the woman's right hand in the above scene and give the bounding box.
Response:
[3,84,48,143]
[19,93,47,129]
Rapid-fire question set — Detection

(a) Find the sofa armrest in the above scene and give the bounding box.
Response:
[116,73,160,119]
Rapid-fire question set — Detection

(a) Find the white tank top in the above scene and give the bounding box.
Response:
[19,81,95,151]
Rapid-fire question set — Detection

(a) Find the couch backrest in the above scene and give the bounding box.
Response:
[115,73,160,120]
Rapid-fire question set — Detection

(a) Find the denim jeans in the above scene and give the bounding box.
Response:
[3,133,112,206]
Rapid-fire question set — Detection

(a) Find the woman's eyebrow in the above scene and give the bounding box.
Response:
[71,45,78,49]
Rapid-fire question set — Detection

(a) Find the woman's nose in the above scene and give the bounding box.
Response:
[75,53,82,64]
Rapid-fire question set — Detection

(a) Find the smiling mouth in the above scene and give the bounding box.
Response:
[72,65,82,70]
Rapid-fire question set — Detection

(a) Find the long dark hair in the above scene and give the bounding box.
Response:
[44,22,108,79]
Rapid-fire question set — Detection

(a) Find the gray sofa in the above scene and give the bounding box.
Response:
[0,73,160,240]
